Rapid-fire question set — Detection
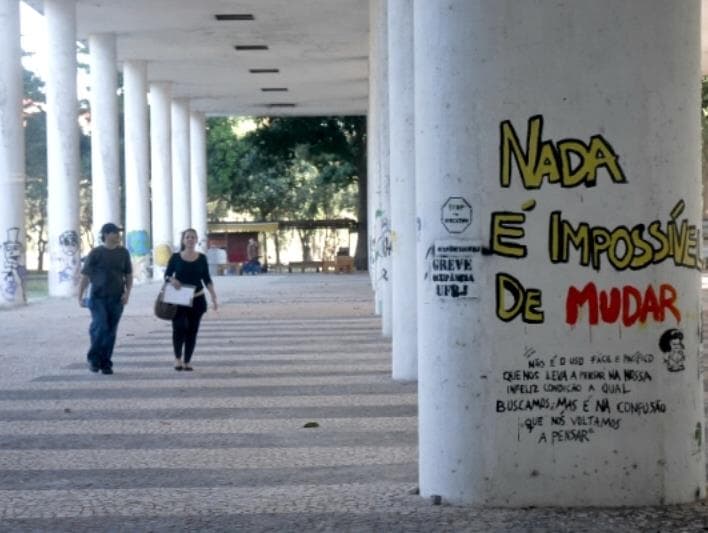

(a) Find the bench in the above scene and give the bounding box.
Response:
[216,262,243,275]
[334,256,354,273]
[287,261,322,273]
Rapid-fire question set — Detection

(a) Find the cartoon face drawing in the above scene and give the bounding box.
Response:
[57,230,80,284]
[59,230,80,256]
[659,328,685,372]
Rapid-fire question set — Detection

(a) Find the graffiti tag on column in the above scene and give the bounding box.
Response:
[375,211,392,259]
[2,227,27,303]
[490,115,698,326]
[127,230,151,283]
[57,230,80,285]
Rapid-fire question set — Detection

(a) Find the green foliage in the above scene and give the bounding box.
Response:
[207,115,363,221]
[206,115,366,261]
[23,60,93,267]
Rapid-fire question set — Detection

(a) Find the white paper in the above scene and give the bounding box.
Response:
[163,284,196,306]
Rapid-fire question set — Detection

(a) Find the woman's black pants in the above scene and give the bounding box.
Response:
[171,295,207,363]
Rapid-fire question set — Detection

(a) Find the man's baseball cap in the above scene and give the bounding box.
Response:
[100,222,122,235]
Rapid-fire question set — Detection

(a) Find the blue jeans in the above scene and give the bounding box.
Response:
[86,296,124,370]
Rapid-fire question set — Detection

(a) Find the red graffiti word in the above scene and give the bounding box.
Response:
[566,282,680,327]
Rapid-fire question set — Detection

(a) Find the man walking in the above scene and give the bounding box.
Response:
[78,223,133,374]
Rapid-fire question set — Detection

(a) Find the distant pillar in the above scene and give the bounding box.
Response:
[370,0,392,332]
[0,0,27,306]
[171,98,190,247]
[88,33,120,239]
[367,0,379,300]
[149,81,172,279]
[416,0,704,506]
[45,0,81,297]
[123,60,151,283]
[367,115,378,295]
[190,111,208,252]
[388,0,416,380]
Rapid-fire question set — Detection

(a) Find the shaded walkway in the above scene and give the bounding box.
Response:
[0,273,706,531]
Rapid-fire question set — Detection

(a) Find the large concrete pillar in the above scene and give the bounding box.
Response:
[149,81,172,279]
[415,0,704,506]
[88,33,120,239]
[0,0,27,306]
[388,0,416,380]
[190,111,208,252]
[123,60,151,283]
[171,98,190,247]
[45,0,81,297]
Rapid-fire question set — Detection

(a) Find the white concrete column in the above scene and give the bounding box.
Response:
[171,98,190,247]
[366,113,378,293]
[88,33,120,239]
[416,0,704,507]
[149,81,172,279]
[377,3,392,337]
[388,0,416,380]
[190,111,208,252]
[45,0,81,297]
[0,0,27,306]
[370,0,392,332]
[123,60,151,283]
[367,0,379,299]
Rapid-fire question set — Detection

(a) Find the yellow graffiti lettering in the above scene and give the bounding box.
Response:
[500,115,627,189]
[496,272,544,324]
[490,212,527,258]
[548,202,700,272]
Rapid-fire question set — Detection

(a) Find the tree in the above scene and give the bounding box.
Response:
[23,68,48,270]
[206,115,367,267]
[23,61,93,269]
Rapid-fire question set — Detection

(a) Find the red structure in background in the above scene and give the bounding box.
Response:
[207,232,257,263]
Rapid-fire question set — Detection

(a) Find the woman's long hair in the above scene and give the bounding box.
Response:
[180,228,198,251]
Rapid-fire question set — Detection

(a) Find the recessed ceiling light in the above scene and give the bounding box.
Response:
[235,45,268,51]
[249,68,279,73]
[261,88,288,92]
[267,103,296,108]
[215,14,254,21]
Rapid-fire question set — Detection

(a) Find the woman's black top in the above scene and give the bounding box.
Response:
[165,253,212,291]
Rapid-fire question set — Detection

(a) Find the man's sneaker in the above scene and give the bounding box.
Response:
[101,368,113,375]
[89,364,100,373]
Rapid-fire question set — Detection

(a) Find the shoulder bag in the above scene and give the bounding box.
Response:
[154,283,177,320]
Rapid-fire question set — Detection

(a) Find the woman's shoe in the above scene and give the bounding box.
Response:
[175,365,183,371]
[174,358,183,371]
[183,365,193,371]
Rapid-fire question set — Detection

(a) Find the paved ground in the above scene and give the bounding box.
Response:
[0,272,707,532]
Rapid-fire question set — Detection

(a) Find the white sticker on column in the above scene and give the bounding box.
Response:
[426,239,482,299]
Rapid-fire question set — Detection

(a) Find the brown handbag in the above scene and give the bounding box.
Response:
[154,284,177,320]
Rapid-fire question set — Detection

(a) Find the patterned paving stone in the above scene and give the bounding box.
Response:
[0,273,705,531]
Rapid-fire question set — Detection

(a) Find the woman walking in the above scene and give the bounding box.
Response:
[165,229,218,370]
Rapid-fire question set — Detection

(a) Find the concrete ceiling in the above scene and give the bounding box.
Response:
[26,0,369,117]
[24,1,708,117]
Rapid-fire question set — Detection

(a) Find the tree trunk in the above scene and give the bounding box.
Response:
[261,235,268,268]
[274,231,281,266]
[298,228,314,261]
